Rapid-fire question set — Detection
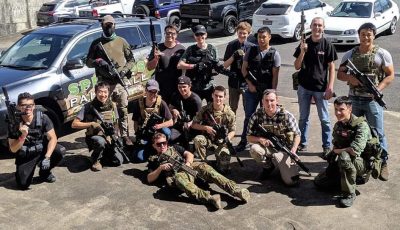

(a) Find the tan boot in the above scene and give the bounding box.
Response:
[380,163,389,181]
[91,160,102,172]
[208,194,222,210]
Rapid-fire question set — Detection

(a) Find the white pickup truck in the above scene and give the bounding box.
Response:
[79,0,136,17]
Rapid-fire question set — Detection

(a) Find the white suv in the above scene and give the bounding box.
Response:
[252,0,333,41]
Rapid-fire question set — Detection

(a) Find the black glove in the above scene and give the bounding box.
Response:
[195,62,207,71]
[41,158,51,170]
[103,123,115,136]
[233,49,245,59]
[93,58,109,67]
[119,70,127,78]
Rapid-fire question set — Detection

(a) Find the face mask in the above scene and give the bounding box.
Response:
[102,24,115,37]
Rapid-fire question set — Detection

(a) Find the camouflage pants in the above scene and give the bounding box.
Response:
[110,84,129,137]
[338,151,365,195]
[250,144,299,185]
[174,162,240,203]
[193,135,231,170]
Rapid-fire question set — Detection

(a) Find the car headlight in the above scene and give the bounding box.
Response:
[343,29,356,35]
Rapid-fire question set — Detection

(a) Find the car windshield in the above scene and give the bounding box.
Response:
[255,3,292,15]
[330,2,372,18]
[0,33,71,70]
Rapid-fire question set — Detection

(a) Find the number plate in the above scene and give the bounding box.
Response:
[263,20,272,25]
[192,18,200,23]
[327,37,338,42]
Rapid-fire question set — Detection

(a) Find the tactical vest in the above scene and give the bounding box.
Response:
[25,110,44,145]
[350,45,384,95]
[257,106,294,146]
[139,95,162,124]
[247,46,276,89]
[85,102,117,136]
[185,44,216,90]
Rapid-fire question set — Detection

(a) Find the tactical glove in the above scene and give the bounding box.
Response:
[195,62,207,71]
[41,158,51,170]
[233,49,245,59]
[93,58,109,67]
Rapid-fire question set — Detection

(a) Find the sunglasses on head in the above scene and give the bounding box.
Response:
[156,141,167,147]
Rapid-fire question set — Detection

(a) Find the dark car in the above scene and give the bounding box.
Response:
[0,16,165,141]
[132,0,196,31]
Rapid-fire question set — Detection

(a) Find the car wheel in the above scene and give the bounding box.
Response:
[223,15,238,36]
[169,15,181,31]
[292,24,302,41]
[134,4,150,16]
[41,106,63,137]
[386,17,397,35]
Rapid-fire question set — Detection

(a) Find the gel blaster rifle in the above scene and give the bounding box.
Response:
[346,59,387,109]
[135,113,164,144]
[97,42,129,93]
[2,87,25,139]
[205,111,244,167]
[159,152,205,181]
[92,107,130,163]
[257,124,311,175]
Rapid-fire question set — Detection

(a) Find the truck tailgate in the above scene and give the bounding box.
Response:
[180,4,211,19]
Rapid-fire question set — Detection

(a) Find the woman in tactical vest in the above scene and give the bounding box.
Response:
[8,92,64,190]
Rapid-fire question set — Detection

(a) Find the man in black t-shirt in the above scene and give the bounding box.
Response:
[293,17,337,156]
[146,25,186,104]
[169,76,202,147]
[8,92,64,190]
[131,79,173,162]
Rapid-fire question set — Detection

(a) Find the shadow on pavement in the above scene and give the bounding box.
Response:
[59,154,91,173]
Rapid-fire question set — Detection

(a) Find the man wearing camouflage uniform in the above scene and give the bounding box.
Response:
[337,23,394,181]
[72,82,124,171]
[247,89,301,186]
[315,96,383,207]
[147,132,250,209]
[191,86,236,174]
[86,15,135,146]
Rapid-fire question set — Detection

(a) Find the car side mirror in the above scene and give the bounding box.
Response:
[64,58,84,70]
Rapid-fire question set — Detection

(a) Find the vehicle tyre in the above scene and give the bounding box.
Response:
[223,15,238,36]
[386,17,397,35]
[134,4,150,16]
[41,106,63,137]
[292,24,302,41]
[169,15,181,31]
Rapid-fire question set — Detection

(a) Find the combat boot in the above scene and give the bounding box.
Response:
[91,160,102,172]
[339,193,356,208]
[321,147,331,160]
[379,163,389,181]
[208,194,222,210]
[232,187,250,203]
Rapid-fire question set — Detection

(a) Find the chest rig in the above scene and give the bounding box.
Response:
[139,95,162,124]
[85,101,116,136]
[350,46,384,95]
[248,46,276,86]
[258,106,294,145]
[25,110,44,146]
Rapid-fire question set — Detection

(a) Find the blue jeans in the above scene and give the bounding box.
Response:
[349,96,388,162]
[133,127,171,162]
[297,85,332,148]
[240,90,260,143]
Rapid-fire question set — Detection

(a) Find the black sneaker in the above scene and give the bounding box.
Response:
[41,173,56,183]
[339,193,356,208]
[297,144,308,152]
[259,166,275,180]
[235,141,247,152]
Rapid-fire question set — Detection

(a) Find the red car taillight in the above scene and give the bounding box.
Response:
[92,9,99,17]
[155,10,160,19]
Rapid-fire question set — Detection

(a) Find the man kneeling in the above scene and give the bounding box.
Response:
[72,82,125,171]
[315,96,383,207]
[147,132,250,209]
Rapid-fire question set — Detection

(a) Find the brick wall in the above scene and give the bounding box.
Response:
[0,0,49,37]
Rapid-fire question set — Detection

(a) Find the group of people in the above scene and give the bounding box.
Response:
[7,15,394,209]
